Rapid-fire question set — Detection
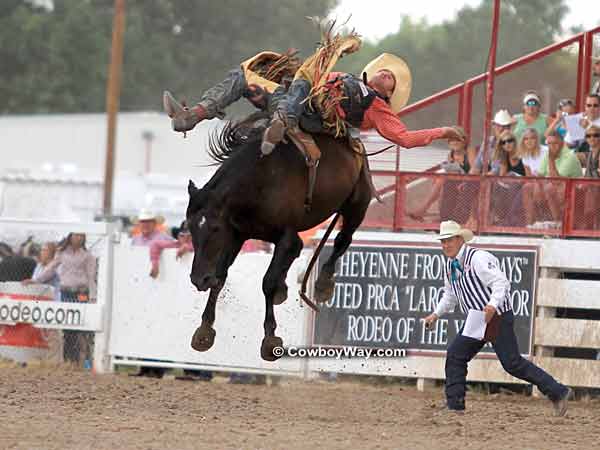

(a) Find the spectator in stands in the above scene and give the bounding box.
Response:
[495,131,532,177]
[409,127,474,223]
[149,220,193,279]
[518,128,548,225]
[582,124,600,228]
[535,131,583,222]
[545,98,576,141]
[489,131,531,226]
[565,94,600,164]
[470,109,513,175]
[591,55,600,96]
[519,127,548,176]
[22,242,60,301]
[512,91,551,145]
[36,233,97,365]
[131,209,172,246]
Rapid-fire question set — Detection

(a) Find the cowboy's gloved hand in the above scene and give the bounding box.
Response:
[244,84,269,110]
[441,126,466,142]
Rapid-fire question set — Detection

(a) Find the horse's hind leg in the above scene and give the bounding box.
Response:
[261,228,303,361]
[191,238,244,352]
[315,182,370,303]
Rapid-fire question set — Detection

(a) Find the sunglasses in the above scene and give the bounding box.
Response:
[500,138,516,145]
[525,100,540,106]
[586,103,600,108]
[586,133,600,139]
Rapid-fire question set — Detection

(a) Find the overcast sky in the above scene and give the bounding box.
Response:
[331,0,599,42]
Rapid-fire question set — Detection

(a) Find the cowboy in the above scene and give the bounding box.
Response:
[163,49,302,133]
[260,51,464,157]
[423,220,571,415]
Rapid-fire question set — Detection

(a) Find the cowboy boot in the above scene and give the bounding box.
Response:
[163,91,207,133]
[261,111,288,156]
[261,78,311,155]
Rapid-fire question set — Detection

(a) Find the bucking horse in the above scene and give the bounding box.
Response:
[186,118,372,361]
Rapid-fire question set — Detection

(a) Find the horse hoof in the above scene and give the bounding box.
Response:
[191,323,216,352]
[314,274,335,303]
[273,282,288,305]
[261,336,284,362]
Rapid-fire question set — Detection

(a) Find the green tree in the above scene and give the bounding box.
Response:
[0,0,337,114]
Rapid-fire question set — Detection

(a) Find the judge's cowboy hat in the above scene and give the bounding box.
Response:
[362,53,412,113]
[436,220,474,242]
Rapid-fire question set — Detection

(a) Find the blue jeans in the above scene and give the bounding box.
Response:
[445,311,568,410]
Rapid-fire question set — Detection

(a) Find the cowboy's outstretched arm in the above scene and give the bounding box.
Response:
[364,98,453,148]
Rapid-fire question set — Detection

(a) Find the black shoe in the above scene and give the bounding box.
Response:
[131,367,165,379]
[177,369,213,382]
[552,387,572,417]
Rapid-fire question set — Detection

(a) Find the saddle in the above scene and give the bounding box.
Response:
[237,114,381,211]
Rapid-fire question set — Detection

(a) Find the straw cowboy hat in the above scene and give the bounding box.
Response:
[436,220,474,242]
[493,109,513,126]
[362,53,412,113]
[137,209,157,222]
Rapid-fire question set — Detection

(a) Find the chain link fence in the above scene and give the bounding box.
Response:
[0,220,109,369]
[363,173,600,238]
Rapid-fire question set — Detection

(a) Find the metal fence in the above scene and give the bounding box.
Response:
[0,219,113,371]
[363,172,600,239]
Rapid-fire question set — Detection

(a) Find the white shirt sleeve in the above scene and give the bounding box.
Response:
[471,251,510,314]
[434,269,458,317]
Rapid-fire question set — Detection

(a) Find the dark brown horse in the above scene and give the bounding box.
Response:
[186,119,371,361]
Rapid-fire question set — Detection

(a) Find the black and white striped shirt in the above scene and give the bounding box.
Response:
[434,245,512,316]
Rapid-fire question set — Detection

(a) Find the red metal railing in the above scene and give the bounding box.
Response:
[398,26,600,136]
[365,172,600,239]
[369,26,600,239]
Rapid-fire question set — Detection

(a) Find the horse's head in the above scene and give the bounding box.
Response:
[186,180,235,291]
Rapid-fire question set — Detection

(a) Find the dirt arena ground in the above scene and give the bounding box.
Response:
[1,365,597,450]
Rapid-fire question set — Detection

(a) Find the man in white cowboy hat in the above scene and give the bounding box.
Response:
[131,209,172,247]
[261,51,464,156]
[470,109,514,175]
[424,220,571,415]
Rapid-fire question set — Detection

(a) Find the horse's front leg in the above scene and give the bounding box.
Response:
[191,237,244,352]
[190,282,222,351]
[315,189,370,303]
[261,229,303,361]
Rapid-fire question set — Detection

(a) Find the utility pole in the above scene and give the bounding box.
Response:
[102,0,126,217]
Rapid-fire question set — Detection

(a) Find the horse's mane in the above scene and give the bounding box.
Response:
[207,111,270,165]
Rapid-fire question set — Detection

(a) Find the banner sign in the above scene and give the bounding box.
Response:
[313,243,538,356]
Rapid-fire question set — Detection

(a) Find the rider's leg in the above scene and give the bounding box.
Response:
[261,78,312,155]
[164,68,249,133]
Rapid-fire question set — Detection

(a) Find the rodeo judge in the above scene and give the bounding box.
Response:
[423,221,571,415]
